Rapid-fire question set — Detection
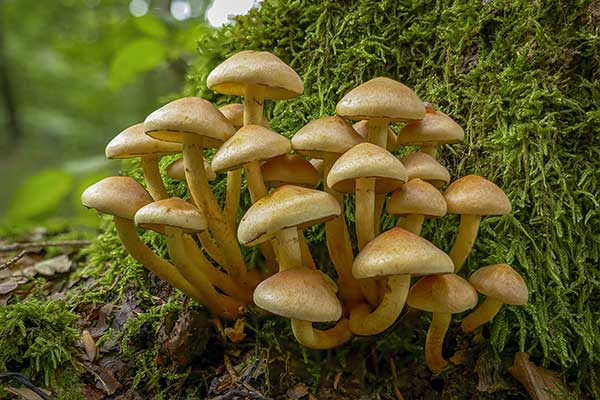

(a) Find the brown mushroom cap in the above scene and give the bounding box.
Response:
[81,176,153,220]
[144,97,235,148]
[326,142,407,194]
[407,274,478,314]
[309,159,324,176]
[211,125,291,173]
[388,179,447,217]
[353,227,454,279]
[134,197,207,233]
[238,185,340,246]
[444,175,511,215]
[470,264,528,305]
[218,103,269,130]
[261,154,320,188]
[352,120,398,151]
[105,123,181,159]
[207,50,304,100]
[253,267,342,322]
[166,158,216,181]
[291,116,364,160]
[336,77,425,122]
[398,103,464,146]
[400,152,450,187]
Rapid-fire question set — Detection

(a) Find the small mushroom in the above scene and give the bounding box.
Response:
[261,154,320,188]
[218,103,269,129]
[166,158,215,182]
[461,264,528,332]
[399,152,450,188]
[388,179,447,234]
[352,120,397,152]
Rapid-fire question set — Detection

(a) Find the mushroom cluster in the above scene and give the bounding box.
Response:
[82,50,529,372]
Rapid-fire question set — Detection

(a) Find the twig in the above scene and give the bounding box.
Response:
[0,372,53,400]
[389,358,405,400]
[0,250,30,270]
[0,240,91,252]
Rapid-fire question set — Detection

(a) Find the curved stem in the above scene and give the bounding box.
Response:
[448,214,481,272]
[356,177,376,250]
[224,169,242,231]
[401,214,425,235]
[426,312,451,374]
[421,145,438,158]
[349,275,410,336]
[298,230,316,269]
[461,297,503,333]
[291,318,353,349]
[244,160,268,203]
[243,85,265,126]
[197,231,226,266]
[272,228,302,271]
[141,155,168,200]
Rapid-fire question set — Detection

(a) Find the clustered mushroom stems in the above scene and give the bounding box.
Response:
[224,170,241,230]
[402,214,425,235]
[425,312,452,373]
[140,155,169,200]
[461,297,504,333]
[366,118,389,238]
[291,318,354,350]
[196,230,227,266]
[448,214,481,272]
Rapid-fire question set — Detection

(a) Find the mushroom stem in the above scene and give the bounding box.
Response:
[448,214,482,272]
[244,160,268,203]
[367,118,389,148]
[272,228,303,271]
[395,216,405,228]
[425,312,451,374]
[355,177,376,250]
[374,194,386,235]
[224,169,242,230]
[402,214,425,235]
[421,145,438,158]
[243,85,265,126]
[140,156,168,200]
[290,318,353,349]
[461,297,503,333]
[197,231,226,266]
[349,275,410,335]
[298,229,316,269]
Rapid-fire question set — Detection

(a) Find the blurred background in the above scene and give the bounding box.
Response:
[0,0,258,230]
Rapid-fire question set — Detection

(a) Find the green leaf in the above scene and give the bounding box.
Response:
[133,14,168,39]
[108,38,167,90]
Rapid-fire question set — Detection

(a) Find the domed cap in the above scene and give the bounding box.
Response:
[388,179,447,217]
[470,264,528,305]
[105,123,181,159]
[261,154,320,188]
[407,274,478,314]
[353,227,453,279]
[238,185,340,246]
[352,120,398,151]
[327,143,407,194]
[144,97,235,148]
[211,125,291,172]
[291,116,364,159]
[398,103,464,146]
[253,267,342,322]
[218,103,269,130]
[444,175,511,216]
[166,158,216,181]
[81,176,153,220]
[134,197,207,234]
[400,152,450,187]
[207,50,304,100]
[336,77,425,122]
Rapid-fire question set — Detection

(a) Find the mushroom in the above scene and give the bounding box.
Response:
[105,123,181,201]
[398,102,464,158]
[261,154,320,188]
[461,264,528,332]
[399,152,450,188]
[388,179,447,234]
[352,120,397,152]
[407,274,478,373]
[349,228,454,336]
[443,175,511,272]
[218,103,270,129]
[253,267,353,349]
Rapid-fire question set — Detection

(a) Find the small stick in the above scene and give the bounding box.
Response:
[389,358,405,400]
[0,372,53,400]
[0,250,30,270]
[0,240,91,252]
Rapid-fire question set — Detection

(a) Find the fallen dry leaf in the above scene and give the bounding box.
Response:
[287,383,309,399]
[224,318,246,343]
[33,254,72,276]
[3,387,47,400]
[81,329,98,362]
[0,277,27,294]
[508,352,569,399]
[475,350,509,393]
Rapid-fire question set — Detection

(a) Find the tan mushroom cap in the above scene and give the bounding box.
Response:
[470,264,528,305]
[353,227,454,279]
[218,103,269,129]
[211,125,291,172]
[166,158,216,181]
[388,179,447,218]
[291,116,364,160]
[253,267,342,322]
[407,274,478,314]
[309,159,324,176]
[352,120,398,151]
[238,185,340,246]
[144,97,235,148]
[398,103,464,146]
[400,152,450,187]
[105,123,181,159]
[336,77,425,122]
[81,176,153,220]
[134,197,207,234]
[327,142,407,194]
[444,175,511,216]
[207,50,304,100]
[261,154,320,188]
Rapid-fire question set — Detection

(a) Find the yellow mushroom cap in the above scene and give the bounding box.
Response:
[253,267,342,322]
[105,123,181,159]
[166,158,216,181]
[218,103,269,130]
[469,264,528,305]
[407,274,478,314]
[291,116,364,160]
[211,125,291,172]
[261,154,320,188]
[134,197,207,234]
[144,97,235,148]
[399,152,450,188]
[353,227,454,279]
[238,185,340,246]
[326,142,407,194]
[207,50,304,100]
[444,175,511,216]
[81,176,153,220]
[398,103,464,146]
[388,179,447,217]
[336,77,425,122]
[352,120,398,151]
